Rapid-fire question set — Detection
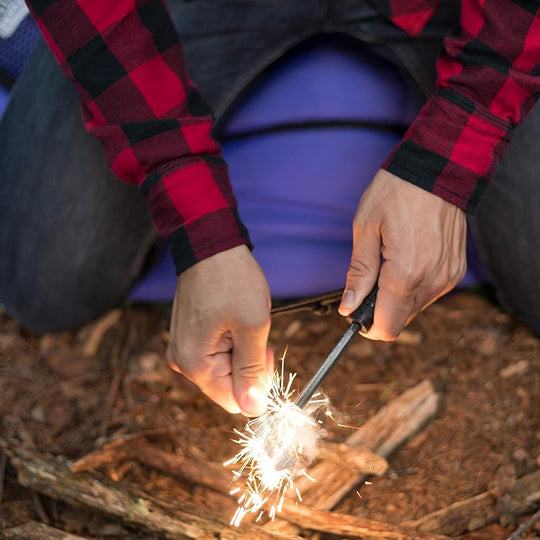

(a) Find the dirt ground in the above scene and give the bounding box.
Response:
[0,288,539,539]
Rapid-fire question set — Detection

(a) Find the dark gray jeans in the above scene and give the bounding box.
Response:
[0,0,539,335]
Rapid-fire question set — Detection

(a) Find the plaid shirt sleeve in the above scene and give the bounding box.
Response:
[371,0,440,37]
[25,0,251,275]
[383,0,540,213]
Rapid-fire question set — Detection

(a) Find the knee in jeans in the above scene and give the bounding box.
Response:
[1,265,121,333]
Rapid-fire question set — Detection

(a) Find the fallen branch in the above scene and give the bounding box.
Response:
[0,438,299,540]
[345,379,440,458]
[406,469,540,536]
[407,492,497,537]
[70,438,138,471]
[70,431,162,472]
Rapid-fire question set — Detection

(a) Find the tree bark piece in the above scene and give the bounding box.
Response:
[265,380,439,534]
[275,501,451,539]
[406,469,540,536]
[406,492,498,537]
[72,438,232,494]
[295,379,439,510]
[136,441,232,494]
[70,436,142,472]
[345,379,439,457]
[316,441,389,476]
[1,438,299,540]
[5,521,88,539]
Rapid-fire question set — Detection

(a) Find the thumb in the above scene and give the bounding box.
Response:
[231,330,271,417]
[339,225,381,317]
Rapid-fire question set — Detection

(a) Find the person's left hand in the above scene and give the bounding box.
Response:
[339,169,467,340]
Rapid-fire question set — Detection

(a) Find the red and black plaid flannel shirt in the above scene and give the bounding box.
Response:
[25,0,540,274]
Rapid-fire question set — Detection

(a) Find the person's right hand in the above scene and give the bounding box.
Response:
[166,245,273,416]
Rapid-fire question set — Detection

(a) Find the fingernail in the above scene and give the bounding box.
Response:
[241,385,268,417]
[339,289,355,311]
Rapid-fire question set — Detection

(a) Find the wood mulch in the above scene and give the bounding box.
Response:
[0,289,538,539]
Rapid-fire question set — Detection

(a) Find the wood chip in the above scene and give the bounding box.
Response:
[395,330,423,346]
[499,360,530,379]
[283,320,302,339]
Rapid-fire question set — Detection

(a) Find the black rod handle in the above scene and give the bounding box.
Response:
[350,285,378,333]
[294,284,378,409]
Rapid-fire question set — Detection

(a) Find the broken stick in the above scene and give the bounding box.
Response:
[296,379,439,509]
[406,468,540,536]
[266,379,439,534]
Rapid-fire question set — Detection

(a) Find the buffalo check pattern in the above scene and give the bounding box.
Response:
[383,0,540,212]
[25,0,250,274]
[25,0,540,273]
[372,0,440,37]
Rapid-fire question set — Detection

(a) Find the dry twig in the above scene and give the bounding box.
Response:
[81,309,122,357]
[98,324,136,440]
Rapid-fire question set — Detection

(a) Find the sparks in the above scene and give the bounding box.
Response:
[225,352,329,526]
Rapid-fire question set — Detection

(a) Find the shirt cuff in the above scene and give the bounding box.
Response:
[382,88,513,213]
[167,210,251,275]
[140,155,252,274]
